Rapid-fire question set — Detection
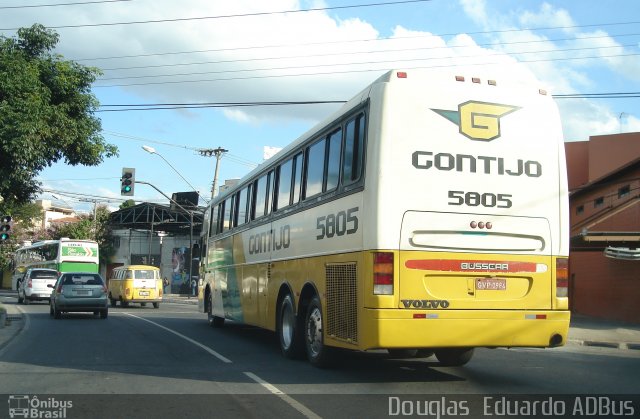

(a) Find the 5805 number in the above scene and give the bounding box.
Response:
[448,191,513,208]
[316,207,359,240]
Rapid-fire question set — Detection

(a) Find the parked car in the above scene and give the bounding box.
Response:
[49,272,109,319]
[17,268,59,304]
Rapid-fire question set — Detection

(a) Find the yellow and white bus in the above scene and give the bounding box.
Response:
[198,69,570,367]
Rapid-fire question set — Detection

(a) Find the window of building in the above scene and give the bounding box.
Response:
[594,196,604,208]
[618,185,630,198]
[576,205,584,215]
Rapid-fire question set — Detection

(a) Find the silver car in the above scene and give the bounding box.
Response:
[18,268,59,304]
[49,272,109,319]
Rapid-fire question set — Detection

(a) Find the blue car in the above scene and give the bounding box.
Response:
[49,272,109,319]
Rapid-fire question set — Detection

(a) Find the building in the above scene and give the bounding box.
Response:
[36,199,77,230]
[565,133,640,323]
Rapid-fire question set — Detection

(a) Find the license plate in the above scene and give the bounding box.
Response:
[476,277,506,290]
[75,289,90,296]
[139,291,149,296]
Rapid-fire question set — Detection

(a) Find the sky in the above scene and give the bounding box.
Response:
[1,0,639,214]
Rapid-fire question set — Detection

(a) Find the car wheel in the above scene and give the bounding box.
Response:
[100,309,108,319]
[152,302,159,309]
[53,305,61,319]
[49,303,54,317]
[278,294,304,359]
[305,295,334,368]
[23,296,30,305]
[434,348,474,366]
[141,302,147,307]
[207,292,224,327]
[93,311,99,316]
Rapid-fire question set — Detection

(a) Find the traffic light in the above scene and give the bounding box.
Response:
[121,168,135,196]
[0,215,12,241]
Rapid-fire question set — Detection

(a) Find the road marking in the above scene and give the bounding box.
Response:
[123,313,320,418]
[123,312,232,363]
[244,371,322,419]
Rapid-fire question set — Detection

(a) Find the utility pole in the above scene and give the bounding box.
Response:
[198,147,228,199]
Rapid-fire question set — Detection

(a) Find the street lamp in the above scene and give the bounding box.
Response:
[142,145,203,200]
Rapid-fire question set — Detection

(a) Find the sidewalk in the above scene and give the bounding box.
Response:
[2,290,639,352]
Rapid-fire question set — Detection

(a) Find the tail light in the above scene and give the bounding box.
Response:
[56,281,63,293]
[373,252,394,295]
[27,279,32,288]
[556,257,569,297]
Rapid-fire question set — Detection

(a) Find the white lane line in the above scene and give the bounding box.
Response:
[243,371,322,419]
[123,312,232,363]
[123,313,320,418]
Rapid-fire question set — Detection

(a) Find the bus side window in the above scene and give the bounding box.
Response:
[236,185,249,226]
[292,153,303,204]
[325,128,342,192]
[276,158,294,211]
[304,138,326,199]
[343,113,365,185]
[252,172,270,219]
[222,196,233,231]
[209,205,219,238]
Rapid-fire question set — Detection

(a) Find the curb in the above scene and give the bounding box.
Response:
[567,338,640,351]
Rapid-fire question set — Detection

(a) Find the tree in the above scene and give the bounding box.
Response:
[0,24,118,206]
[119,199,136,210]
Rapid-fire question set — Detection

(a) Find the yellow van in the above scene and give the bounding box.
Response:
[108,265,162,308]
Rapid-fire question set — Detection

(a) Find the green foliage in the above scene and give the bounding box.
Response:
[0,24,118,206]
[119,199,136,210]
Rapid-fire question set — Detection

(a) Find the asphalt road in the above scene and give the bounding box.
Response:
[1,298,639,419]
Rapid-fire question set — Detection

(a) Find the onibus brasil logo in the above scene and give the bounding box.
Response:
[8,395,72,418]
[432,101,519,141]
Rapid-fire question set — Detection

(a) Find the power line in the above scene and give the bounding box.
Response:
[92,51,640,88]
[0,0,434,30]
[0,0,132,9]
[96,43,637,82]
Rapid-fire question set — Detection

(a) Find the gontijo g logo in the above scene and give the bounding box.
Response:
[432,101,519,141]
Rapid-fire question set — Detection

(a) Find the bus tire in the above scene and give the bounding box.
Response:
[207,292,224,328]
[434,348,474,366]
[109,295,117,307]
[278,294,303,359]
[153,302,159,309]
[305,295,334,368]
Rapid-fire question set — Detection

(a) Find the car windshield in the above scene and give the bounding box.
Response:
[62,274,104,286]
[31,271,58,279]
[134,270,156,279]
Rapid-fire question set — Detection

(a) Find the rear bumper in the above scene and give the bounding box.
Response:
[356,309,570,350]
[124,298,162,303]
[25,290,53,301]
[56,297,108,312]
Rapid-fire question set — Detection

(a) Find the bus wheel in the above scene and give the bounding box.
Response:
[434,348,474,366]
[305,296,334,368]
[207,292,224,328]
[278,294,303,359]
[109,295,117,307]
[152,302,159,309]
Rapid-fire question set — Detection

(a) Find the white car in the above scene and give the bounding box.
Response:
[18,268,59,304]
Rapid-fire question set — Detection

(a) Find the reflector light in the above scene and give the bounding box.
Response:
[397,71,407,78]
[539,89,548,95]
[556,257,569,297]
[455,76,465,82]
[478,222,485,229]
[472,77,481,83]
[414,313,426,319]
[486,222,493,229]
[488,80,497,86]
[373,252,394,295]
[470,221,478,228]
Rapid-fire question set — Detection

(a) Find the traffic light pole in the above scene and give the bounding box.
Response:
[135,180,195,293]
